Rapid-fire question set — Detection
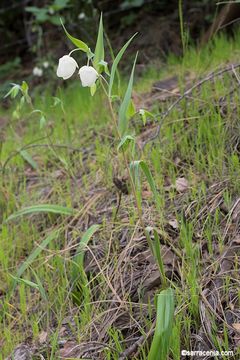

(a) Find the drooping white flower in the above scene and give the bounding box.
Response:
[56,55,78,80]
[33,66,43,77]
[79,66,98,87]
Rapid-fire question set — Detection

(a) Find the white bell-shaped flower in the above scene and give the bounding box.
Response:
[79,66,98,87]
[57,55,78,80]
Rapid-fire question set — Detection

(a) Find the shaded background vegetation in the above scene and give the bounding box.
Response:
[0,1,218,70]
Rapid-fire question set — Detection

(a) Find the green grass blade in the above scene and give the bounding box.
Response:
[118,52,138,136]
[109,33,137,97]
[148,288,175,360]
[11,270,48,301]
[10,275,39,290]
[16,230,59,279]
[145,228,167,287]
[6,204,74,222]
[71,224,100,282]
[32,268,48,301]
[153,229,167,286]
[71,224,100,306]
[7,230,59,297]
[19,149,38,170]
[60,18,89,53]
[130,159,142,208]
[93,13,104,72]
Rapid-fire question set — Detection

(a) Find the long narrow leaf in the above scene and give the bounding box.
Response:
[153,229,167,286]
[117,134,135,153]
[8,230,59,296]
[118,52,138,136]
[130,160,161,211]
[19,149,38,170]
[72,224,100,282]
[60,18,89,53]
[148,288,175,360]
[6,204,74,222]
[17,230,59,278]
[146,227,167,286]
[126,99,136,120]
[71,224,99,306]
[109,33,137,97]
[11,270,48,301]
[93,13,104,72]
[10,275,39,290]
[32,268,48,301]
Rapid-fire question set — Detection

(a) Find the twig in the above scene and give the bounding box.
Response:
[231,64,240,85]
[219,16,240,30]
[16,143,87,152]
[142,63,240,148]
[118,320,156,360]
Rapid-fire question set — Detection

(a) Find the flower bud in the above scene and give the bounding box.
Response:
[79,66,98,87]
[57,55,78,80]
[78,12,86,20]
[43,61,49,69]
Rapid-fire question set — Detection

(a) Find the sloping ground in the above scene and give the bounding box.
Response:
[1,38,240,359]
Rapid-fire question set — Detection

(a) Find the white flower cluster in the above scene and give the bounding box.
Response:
[33,67,43,77]
[56,55,98,87]
[32,62,49,77]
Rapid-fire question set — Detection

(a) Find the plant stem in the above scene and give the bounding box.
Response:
[100,79,168,288]
[103,82,145,230]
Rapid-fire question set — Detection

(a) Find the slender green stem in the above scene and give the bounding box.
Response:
[68,48,82,56]
[100,79,144,227]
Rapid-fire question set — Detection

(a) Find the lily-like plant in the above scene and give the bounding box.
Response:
[57,14,162,215]
[57,14,175,357]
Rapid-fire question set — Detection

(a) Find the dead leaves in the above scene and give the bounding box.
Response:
[38,331,48,345]
[59,341,79,358]
[175,177,189,192]
[232,323,240,332]
[7,345,32,360]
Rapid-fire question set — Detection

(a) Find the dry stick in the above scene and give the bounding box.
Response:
[118,319,156,360]
[231,64,240,85]
[22,143,88,152]
[142,63,240,148]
